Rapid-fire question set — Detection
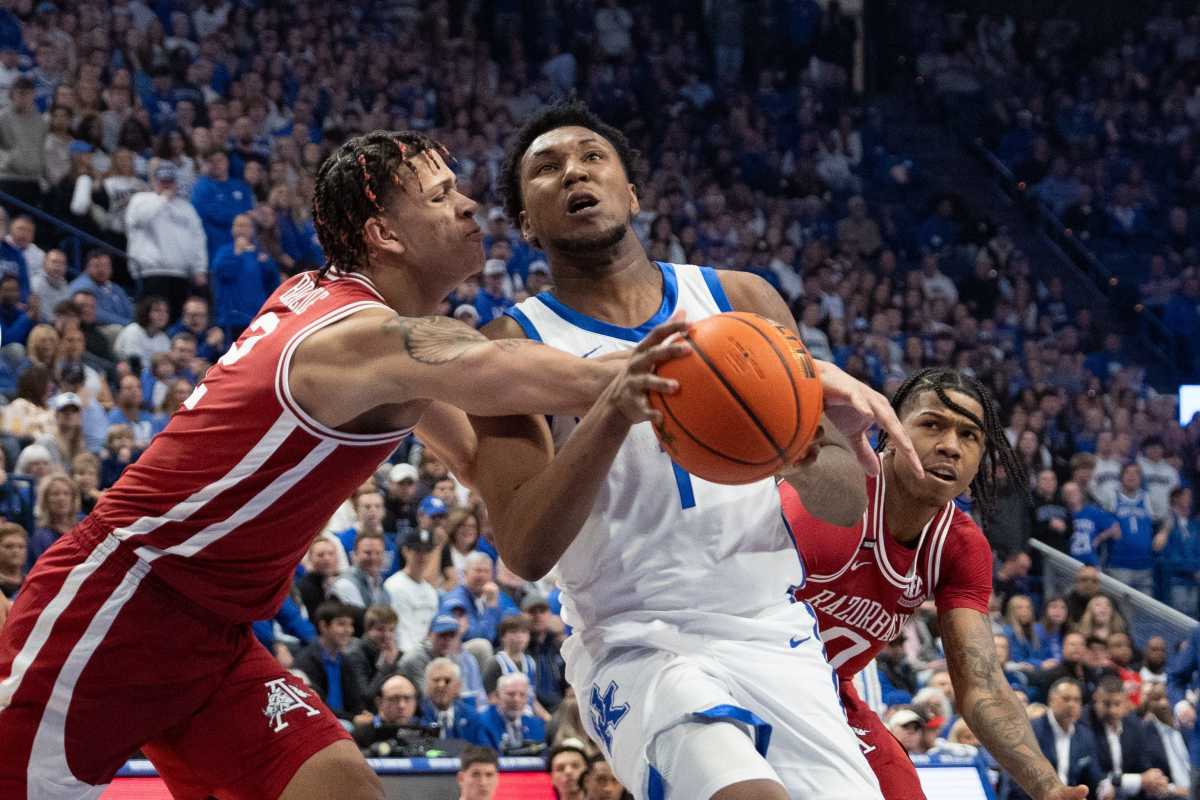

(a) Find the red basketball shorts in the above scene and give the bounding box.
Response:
[840,676,928,800]
[0,518,349,799]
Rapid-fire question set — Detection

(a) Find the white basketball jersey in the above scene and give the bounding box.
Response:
[506,262,802,635]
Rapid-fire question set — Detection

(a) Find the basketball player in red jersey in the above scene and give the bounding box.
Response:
[783,367,1088,800]
[0,132,686,800]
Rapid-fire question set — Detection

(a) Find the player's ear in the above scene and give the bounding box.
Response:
[518,209,540,249]
[627,182,639,216]
[363,216,405,258]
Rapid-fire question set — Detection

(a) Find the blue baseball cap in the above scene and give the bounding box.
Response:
[68,140,94,155]
[430,614,459,634]
[418,496,448,517]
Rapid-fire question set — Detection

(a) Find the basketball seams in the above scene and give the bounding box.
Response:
[653,377,779,468]
[680,333,789,463]
[723,314,808,453]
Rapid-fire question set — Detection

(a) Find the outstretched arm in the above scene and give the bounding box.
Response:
[941,607,1087,800]
[291,309,624,429]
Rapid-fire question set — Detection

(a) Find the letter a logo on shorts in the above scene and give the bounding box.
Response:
[589,681,629,755]
[263,677,320,733]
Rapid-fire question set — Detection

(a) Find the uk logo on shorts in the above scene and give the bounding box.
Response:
[589,681,630,755]
[263,677,320,732]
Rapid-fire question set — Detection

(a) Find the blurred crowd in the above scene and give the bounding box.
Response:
[0,0,1196,796]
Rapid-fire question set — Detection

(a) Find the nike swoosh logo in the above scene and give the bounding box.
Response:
[789,635,811,648]
[581,346,601,358]
[849,559,873,571]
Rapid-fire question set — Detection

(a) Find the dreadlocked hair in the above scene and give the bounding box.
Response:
[312,130,448,278]
[876,367,1030,525]
[499,97,641,224]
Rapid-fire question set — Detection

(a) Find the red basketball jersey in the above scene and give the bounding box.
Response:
[90,269,409,622]
[782,460,992,678]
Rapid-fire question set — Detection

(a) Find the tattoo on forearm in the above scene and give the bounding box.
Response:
[384,315,488,365]
[945,612,1062,798]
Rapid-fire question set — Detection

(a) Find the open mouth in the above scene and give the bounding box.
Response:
[926,464,958,483]
[567,193,600,214]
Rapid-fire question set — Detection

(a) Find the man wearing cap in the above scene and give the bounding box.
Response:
[474,259,514,325]
[0,76,47,208]
[382,463,420,534]
[400,613,486,708]
[523,593,566,712]
[37,392,83,470]
[417,494,450,536]
[384,527,441,655]
[887,708,927,756]
[524,260,551,296]
[126,162,208,316]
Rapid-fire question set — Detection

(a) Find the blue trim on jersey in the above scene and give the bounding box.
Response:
[647,766,666,800]
[693,704,772,757]
[671,461,696,509]
[700,266,732,312]
[532,262,679,342]
[504,306,543,342]
[780,509,808,590]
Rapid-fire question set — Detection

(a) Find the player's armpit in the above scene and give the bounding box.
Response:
[778,418,867,527]
[941,607,1068,800]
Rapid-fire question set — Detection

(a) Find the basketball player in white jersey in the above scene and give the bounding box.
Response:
[459,101,925,800]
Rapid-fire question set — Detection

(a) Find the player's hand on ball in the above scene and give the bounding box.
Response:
[603,311,689,425]
[814,360,924,478]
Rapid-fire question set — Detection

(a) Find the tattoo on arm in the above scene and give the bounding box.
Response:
[943,610,1062,799]
[383,315,544,365]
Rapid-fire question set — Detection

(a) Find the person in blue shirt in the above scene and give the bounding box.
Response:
[190,150,254,262]
[468,671,546,753]
[1153,487,1200,616]
[252,594,317,660]
[292,601,370,723]
[66,251,133,327]
[211,212,280,336]
[1061,481,1120,567]
[1107,463,1157,596]
[0,236,30,302]
[1002,594,1054,672]
[474,259,514,325]
[334,489,400,580]
[0,274,32,347]
[418,656,480,742]
[440,550,519,648]
[165,295,225,363]
[107,374,157,448]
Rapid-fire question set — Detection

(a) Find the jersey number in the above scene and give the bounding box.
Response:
[219,312,280,366]
[181,312,281,411]
[821,626,873,671]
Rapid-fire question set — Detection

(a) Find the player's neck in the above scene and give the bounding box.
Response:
[546,243,663,327]
[362,260,456,319]
[881,457,941,544]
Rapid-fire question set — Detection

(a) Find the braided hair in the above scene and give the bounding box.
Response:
[312,130,449,278]
[876,367,1029,524]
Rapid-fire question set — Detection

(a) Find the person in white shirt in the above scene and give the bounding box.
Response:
[125,162,207,315]
[1090,431,1126,512]
[917,251,959,306]
[798,300,833,362]
[5,214,43,283]
[1143,683,1192,798]
[30,248,71,322]
[383,528,440,654]
[1138,437,1181,521]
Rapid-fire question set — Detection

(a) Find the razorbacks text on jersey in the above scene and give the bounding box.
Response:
[782,456,993,677]
[89,268,410,622]
[504,262,804,633]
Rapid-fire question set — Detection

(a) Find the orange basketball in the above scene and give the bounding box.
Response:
[649,312,824,485]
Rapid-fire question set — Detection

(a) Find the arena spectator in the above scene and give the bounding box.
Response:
[1003,678,1103,800]
[25,472,79,569]
[547,743,589,800]
[1109,464,1158,596]
[522,593,566,713]
[345,604,402,707]
[71,289,116,364]
[298,537,341,623]
[1062,480,1120,568]
[1080,675,1171,798]
[1003,594,1054,672]
[474,259,514,326]
[36,392,86,471]
[383,527,439,655]
[471,671,546,753]
[1140,636,1169,690]
[381,462,419,538]
[113,295,170,370]
[0,274,32,349]
[0,77,46,208]
[29,249,69,323]
[399,613,486,709]
[70,452,101,516]
[293,601,371,725]
[165,295,224,363]
[331,531,390,625]
[351,673,420,750]
[482,614,546,717]
[3,216,42,286]
[1038,597,1069,664]
[419,657,479,742]
[580,753,628,800]
[0,520,25,598]
[455,745,500,800]
[887,707,928,756]
[210,212,280,336]
[1141,682,1192,797]
[1154,487,1200,616]
[441,550,519,651]
[1139,437,1181,522]
[57,362,107,455]
[125,163,208,314]
[191,149,254,262]
[66,251,133,328]
[441,508,481,589]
